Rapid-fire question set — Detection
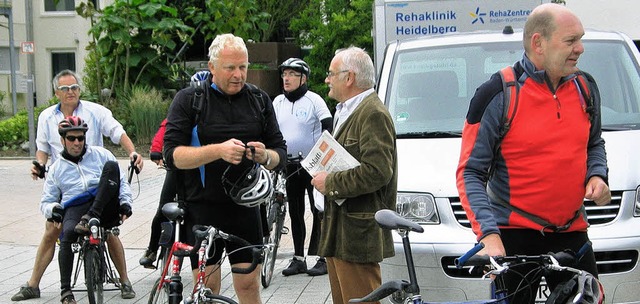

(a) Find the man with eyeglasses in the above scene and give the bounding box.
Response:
[12,70,140,301]
[311,46,397,304]
[273,58,332,277]
[40,116,134,304]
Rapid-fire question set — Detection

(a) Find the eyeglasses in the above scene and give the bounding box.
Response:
[57,84,81,92]
[281,72,302,78]
[326,70,350,78]
[65,135,85,142]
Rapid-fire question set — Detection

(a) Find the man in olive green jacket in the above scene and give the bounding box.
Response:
[312,46,397,304]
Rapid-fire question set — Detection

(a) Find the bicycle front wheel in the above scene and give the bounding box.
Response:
[84,246,104,304]
[261,200,283,288]
[148,277,169,304]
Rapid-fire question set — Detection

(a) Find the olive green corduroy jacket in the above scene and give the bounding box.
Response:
[318,92,398,263]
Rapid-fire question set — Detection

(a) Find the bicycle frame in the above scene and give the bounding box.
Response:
[151,202,189,304]
[71,218,121,304]
[350,210,502,304]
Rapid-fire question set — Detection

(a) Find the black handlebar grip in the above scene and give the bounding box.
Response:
[32,161,46,179]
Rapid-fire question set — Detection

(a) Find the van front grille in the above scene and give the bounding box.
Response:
[449,191,623,228]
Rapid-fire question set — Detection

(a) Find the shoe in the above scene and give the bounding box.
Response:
[307,258,328,276]
[282,258,307,276]
[139,248,157,268]
[120,281,136,299]
[60,290,76,304]
[74,214,92,235]
[11,283,40,301]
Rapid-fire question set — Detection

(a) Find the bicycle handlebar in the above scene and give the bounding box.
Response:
[150,152,163,161]
[454,242,590,269]
[127,154,139,183]
[287,152,304,164]
[190,225,262,274]
[32,161,46,179]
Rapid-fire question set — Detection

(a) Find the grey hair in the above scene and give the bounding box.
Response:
[208,34,248,67]
[335,46,376,89]
[52,69,80,89]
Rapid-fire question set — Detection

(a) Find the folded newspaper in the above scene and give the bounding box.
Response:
[302,131,360,207]
[301,130,360,175]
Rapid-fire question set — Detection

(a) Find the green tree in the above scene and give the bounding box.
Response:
[290,0,374,110]
[81,0,192,97]
[185,0,270,43]
[256,0,308,42]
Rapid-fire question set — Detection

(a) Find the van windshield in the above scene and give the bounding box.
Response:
[386,40,640,137]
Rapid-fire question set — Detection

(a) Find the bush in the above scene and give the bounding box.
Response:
[126,86,170,145]
[0,111,29,150]
[0,103,48,150]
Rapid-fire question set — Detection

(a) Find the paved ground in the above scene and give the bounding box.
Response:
[0,158,333,303]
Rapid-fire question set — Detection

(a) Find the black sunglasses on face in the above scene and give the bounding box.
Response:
[65,135,85,142]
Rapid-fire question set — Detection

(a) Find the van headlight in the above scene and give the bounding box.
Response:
[635,186,640,217]
[396,192,439,224]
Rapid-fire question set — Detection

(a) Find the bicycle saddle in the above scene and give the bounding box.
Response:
[375,209,424,233]
[162,202,185,221]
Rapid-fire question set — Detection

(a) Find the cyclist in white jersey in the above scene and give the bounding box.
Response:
[272,58,333,276]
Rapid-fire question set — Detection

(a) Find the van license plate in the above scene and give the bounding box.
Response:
[535,281,549,303]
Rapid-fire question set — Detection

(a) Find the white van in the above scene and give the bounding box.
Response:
[377,29,640,303]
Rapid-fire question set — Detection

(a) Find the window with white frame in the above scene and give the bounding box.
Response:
[44,0,75,12]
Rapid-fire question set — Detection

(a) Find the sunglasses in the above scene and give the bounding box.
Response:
[57,84,81,92]
[65,135,86,142]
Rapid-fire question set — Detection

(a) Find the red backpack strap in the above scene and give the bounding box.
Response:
[489,66,520,178]
[498,66,520,138]
[574,72,593,117]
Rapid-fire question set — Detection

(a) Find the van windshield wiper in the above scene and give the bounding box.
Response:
[397,131,462,138]
[601,125,635,131]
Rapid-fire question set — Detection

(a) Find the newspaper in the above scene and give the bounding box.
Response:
[301,130,360,175]
[302,131,360,207]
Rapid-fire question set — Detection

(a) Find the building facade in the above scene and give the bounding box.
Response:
[0,0,112,114]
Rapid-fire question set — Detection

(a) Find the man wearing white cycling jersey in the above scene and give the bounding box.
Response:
[273,58,333,276]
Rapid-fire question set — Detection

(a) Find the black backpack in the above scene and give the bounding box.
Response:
[190,78,269,127]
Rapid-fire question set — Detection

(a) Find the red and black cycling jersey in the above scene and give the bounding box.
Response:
[456,55,608,240]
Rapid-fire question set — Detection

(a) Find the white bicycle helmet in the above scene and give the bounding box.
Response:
[546,271,604,304]
[221,151,273,208]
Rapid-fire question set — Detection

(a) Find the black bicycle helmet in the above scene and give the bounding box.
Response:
[58,116,88,136]
[278,58,310,77]
[546,271,604,304]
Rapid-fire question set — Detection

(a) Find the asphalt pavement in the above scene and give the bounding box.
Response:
[0,158,332,303]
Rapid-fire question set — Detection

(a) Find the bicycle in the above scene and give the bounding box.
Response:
[148,206,264,304]
[69,155,140,304]
[260,153,304,288]
[349,209,602,304]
